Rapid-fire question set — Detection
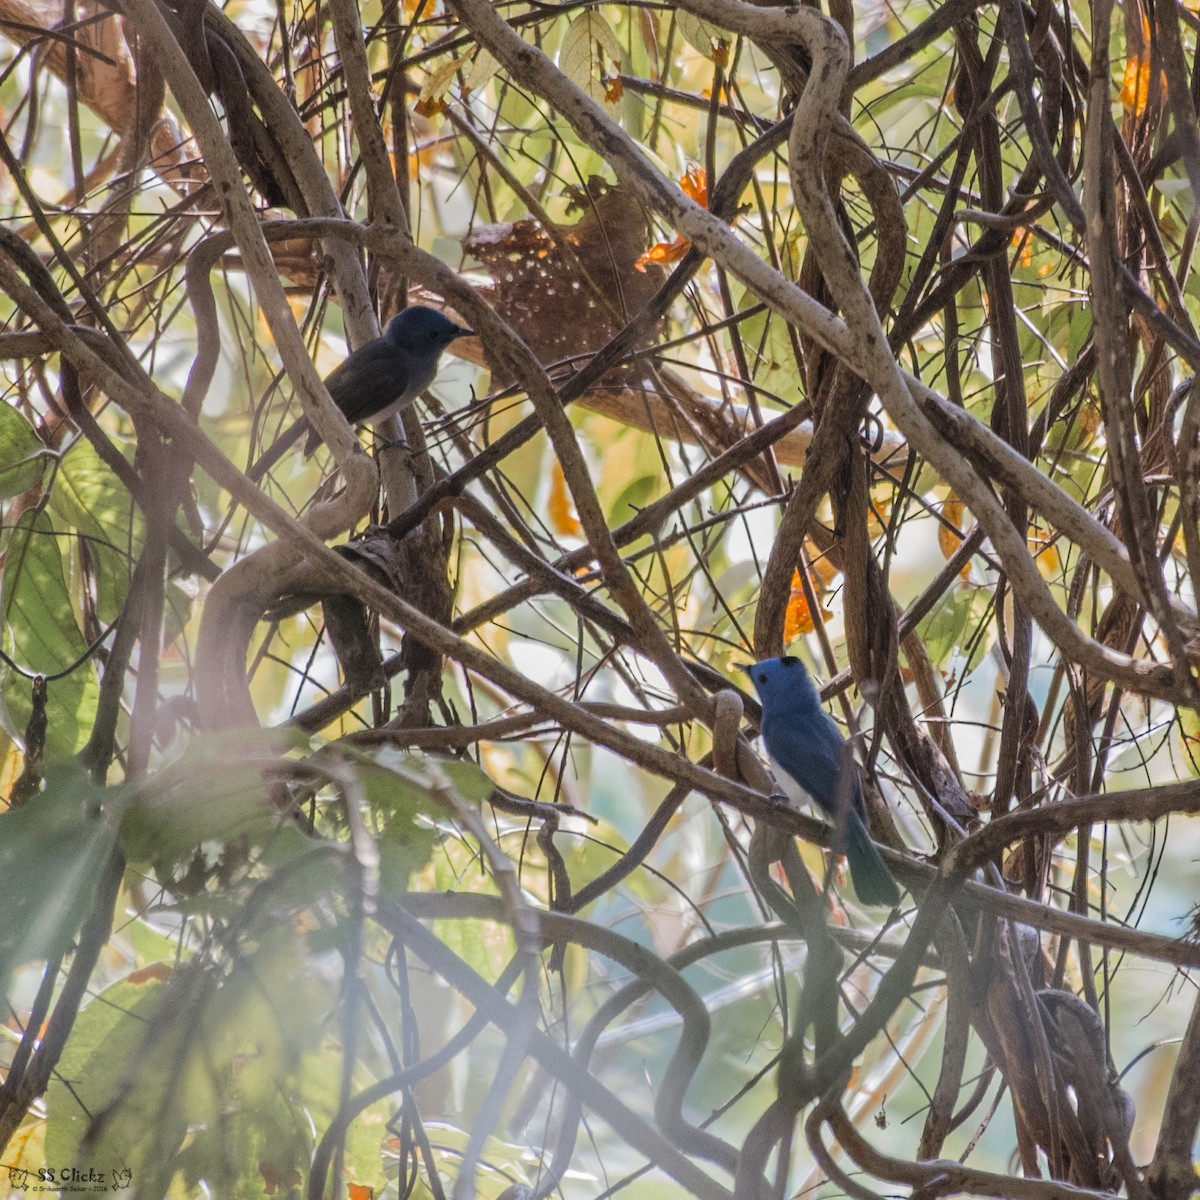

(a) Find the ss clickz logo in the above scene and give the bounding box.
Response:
[37,1168,105,1183]
[5,1163,133,1190]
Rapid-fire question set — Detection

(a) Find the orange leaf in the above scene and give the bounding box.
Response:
[414,95,448,118]
[348,1185,375,1200]
[604,76,623,104]
[784,569,831,641]
[806,550,840,587]
[680,164,708,208]
[1120,54,1153,116]
[635,168,708,271]
[1028,528,1063,578]
[1010,227,1033,268]
[635,235,690,270]
[938,495,970,578]
[127,963,173,985]
[548,460,583,537]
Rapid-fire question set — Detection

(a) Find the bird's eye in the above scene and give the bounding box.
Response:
[756,673,766,684]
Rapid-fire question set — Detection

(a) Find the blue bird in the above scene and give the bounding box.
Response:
[302,305,472,455]
[741,656,900,907]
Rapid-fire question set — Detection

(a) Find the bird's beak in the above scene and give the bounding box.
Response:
[455,325,474,338]
[735,663,754,676]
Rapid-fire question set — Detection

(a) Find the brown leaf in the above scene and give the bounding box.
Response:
[463,176,664,376]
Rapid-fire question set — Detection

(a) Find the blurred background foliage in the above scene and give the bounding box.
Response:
[0,0,1199,1196]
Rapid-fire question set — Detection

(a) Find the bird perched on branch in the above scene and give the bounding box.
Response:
[251,306,472,478]
[301,305,472,455]
[740,655,901,907]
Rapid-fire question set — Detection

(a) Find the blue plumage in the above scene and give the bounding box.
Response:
[741,655,900,907]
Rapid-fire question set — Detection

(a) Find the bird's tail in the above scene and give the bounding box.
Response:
[845,813,901,907]
[248,415,310,480]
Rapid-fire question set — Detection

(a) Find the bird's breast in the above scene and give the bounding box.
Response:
[764,750,813,807]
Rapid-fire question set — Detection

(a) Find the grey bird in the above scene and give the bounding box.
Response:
[251,306,472,478]
[301,306,472,455]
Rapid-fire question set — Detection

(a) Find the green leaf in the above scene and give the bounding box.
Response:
[46,920,354,1200]
[864,80,945,117]
[0,764,123,990]
[1179,706,1200,778]
[0,403,50,499]
[48,438,140,624]
[353,756,447,895]
[434,755,498,804]
[736,295,803,403]
[2,511,91,670]
[434,850,510,977]
[916,585,972,669]
[45,974,176,1173]
[120,729,293,864]
[1067,301,1092,363]
[0,511,99,757]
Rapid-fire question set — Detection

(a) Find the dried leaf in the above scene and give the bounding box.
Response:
[805,540,841,586]
[463,47,500,97]
[416,56,468,117]
[560,10,623,107]
[462,177,662,374]
[676,10,730,65]
[1011,227,1033,268]
[1028,528,1062,578]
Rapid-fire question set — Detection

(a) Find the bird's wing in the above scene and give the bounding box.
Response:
[324,341,410,423]
[762,710,861,819]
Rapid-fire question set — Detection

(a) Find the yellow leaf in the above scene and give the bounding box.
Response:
[462,48,499,98]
